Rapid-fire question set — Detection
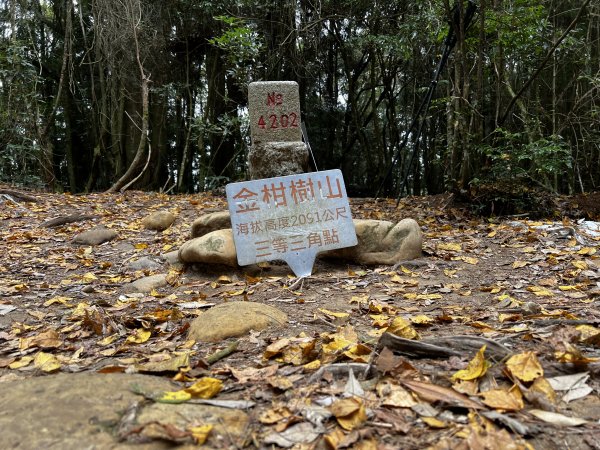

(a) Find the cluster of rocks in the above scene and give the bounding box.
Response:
[179,211,423,267]
[67,207,423,343]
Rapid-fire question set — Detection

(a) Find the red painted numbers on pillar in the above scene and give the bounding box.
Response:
[257,112,299,130]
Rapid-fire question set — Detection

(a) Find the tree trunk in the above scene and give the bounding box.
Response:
[106,77,149,193]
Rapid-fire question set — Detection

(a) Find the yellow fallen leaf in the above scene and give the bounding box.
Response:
[259,406,293,424]
[19,328,62,350]
[496,294,521,307]
[134,243,148,250]
[318,308,350,319]
[481,386,524,411]
[267,375,293,391]
[403,293,442,300]
[343,342,371,363]
[422,417,448,428]
[70,302,93,320]
[323,428,346,449]
[349,294,370,306]
[9,356,34,369]
[43,296,74,307]
[506,351,543,382]
[452,379,479,396]
[376,380,417,408]
[498,313,522,323]
[576,325,600,344]
[263,337,291,359]
[460,256,478,265]
[399,266,417,276]
[82,272,97,282]
[189,424,213,445]
[527,286,553,297]
[329,397,367,431]
[558,285,577,291]
[438,243,462,252]
[468,321,495,332]
[34,352,61,373]
[512,260,529,269]
[530,377,557,404]
[303,359,321,371]
[444,269,457,277]
[185,377,222,399]
[410,315,434,325]
[225,288,246,297]
[136,353,191,373]
[572,261,588,270]
[555,342,599,364]
[156,390,192,403]
[98,334,119,346]
[452,345,491,381]
[577,247,596,255]
[370,314,390,328]
[126,329,151,344]
[387,316,420,340]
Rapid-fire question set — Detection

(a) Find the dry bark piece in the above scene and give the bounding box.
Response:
[376,333,511,361]
[0,188,38,202]
[41,214,97,228]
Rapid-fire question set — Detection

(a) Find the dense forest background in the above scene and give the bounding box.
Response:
[0,0,598,198]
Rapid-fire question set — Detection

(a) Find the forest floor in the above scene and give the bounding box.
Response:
[1,187,600,449]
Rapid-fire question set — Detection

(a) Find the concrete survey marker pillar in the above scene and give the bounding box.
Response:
[226,169,357,277]
[247,81,309,179]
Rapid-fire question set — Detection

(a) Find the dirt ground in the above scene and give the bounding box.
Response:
[0,188,599,449]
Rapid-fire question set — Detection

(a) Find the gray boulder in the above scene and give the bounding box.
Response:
[141,210,176,231]
[72,226,118,245]
[323,218,422,264]
[191,211,232,238]
[188,301,288,342]
[179,229,238,267]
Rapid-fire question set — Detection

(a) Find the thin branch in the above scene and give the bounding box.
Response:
[120,138,152,192]
[500,0,592,125]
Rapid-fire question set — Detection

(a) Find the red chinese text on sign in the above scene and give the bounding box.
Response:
[226,170,357,277]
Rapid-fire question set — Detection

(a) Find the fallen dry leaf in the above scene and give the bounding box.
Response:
[452,345,491,381]
[329,397,367,431]
[480,386,524,411]
[184,377,223,398]
[505,352,543,382]
[387,316,420,340]
[400,379,483,410]
[33,351,61,373]
[528,409,588,426]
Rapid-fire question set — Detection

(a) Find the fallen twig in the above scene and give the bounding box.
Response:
[308,362,374,383]
[205,340,239,365]
[376,333,511,361]
[41,213,98,228]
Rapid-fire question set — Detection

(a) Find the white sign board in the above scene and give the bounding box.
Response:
[225,170,357,277]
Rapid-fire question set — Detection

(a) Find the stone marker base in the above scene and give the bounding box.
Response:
[247,142,309,179]
[322,218,423,264]
[181,212,423,268]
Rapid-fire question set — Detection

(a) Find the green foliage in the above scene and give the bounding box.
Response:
[209,15,263,82]
[475,129,571,191]
[0,40,43,185]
